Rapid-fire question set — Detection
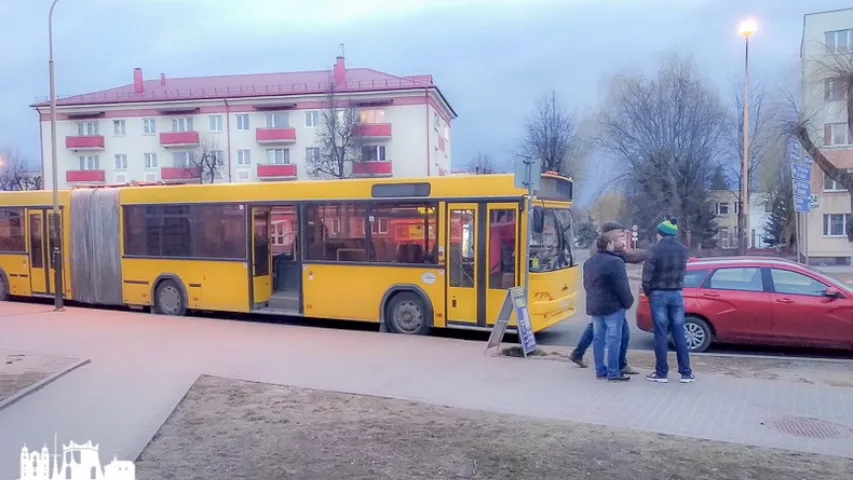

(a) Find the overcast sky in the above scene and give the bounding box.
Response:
[1,0,850,203]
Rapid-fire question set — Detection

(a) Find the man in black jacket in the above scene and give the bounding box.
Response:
[570,221,645,374]
[642,218,695,384]
[584,235,634,382]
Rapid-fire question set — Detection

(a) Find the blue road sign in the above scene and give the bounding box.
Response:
[791,163,811,181]
[789,138,814,165]
[794,196,811,213]
[793,179,811,197]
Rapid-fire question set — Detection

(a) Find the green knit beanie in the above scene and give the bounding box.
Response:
[657,218,678,236]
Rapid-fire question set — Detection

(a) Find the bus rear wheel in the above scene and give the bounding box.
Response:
[385,292,430,335]
[0,273,8,301]
[153,280,187,316]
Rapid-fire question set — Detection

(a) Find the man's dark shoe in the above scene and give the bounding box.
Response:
[608,374,631,383]
[645,372,668,383]
[680,374,696,383]
[621,365,639,375]
[570,355,588,368]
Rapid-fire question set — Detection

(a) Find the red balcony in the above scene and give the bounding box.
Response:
[65,135,105,150]
[353,161,392,177]
[256,127,297,144]
[159,131,200,147]
[161,166,200,180]
[65,170,106,183]
[353,123,392,138]
[257,164,297,179]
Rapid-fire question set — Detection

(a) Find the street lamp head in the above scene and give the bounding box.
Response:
[738,19,757,37]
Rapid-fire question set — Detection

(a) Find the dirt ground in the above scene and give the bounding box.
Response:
[0,350,79,403]
[503,346,853,388]
[135,375,853,480]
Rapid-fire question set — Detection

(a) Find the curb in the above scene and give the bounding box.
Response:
[0,357,91,411]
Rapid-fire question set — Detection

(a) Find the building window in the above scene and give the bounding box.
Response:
[823,214,847,236]
[369,203,437,264]
[209,115,223,132]
[304,203,367,262]
[123,204,246,259]
[78,156,100,170]
[823,169,853,191]
[733,201,740,215]
[305,147,320,164]
[171,117,193,132]
[265,112,289,128]
[143,118,156,135]
[144,153,158,169]
[114,154,128,170]
[112,120,126,136]
[77,121,98,136]
[825,29,853,55]
[362,145,386,162]
[358,109,385,124]
[714,202,730,216]
[825,78,848,102]
[209,150,225,166]
[172,151,194,167]
[237,149,251,166]
[236,114,250,131]
[826,123,851,146]
[305,111,320,127]
[0,208,26,252]
[265,148,290,165]
[433,112,439,130]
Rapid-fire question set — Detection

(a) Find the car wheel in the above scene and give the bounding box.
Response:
[153,280,187,316]
[385,292,430,335]
[682,316,712,353]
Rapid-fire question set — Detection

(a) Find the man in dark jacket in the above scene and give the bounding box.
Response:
[570,221,645,373]
[584,235,634,382]
[642,218,695,384]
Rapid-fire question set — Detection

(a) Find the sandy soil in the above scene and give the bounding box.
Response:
[502,346,853,388]
[135,375,853,480]
[0,351,79,402]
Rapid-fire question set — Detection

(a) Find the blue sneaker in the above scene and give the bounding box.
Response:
[645,372,668,383]
[680,374,696,384]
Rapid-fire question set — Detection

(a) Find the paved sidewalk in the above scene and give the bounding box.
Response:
[1,302,852,477]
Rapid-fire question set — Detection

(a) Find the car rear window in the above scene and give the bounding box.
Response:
[684,269,709,288]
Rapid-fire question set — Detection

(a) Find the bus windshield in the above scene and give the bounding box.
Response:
[530,206,574,272]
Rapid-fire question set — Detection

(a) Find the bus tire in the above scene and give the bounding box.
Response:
[385,291,430,335]
[153,279,187,316]
[0,269,8,301]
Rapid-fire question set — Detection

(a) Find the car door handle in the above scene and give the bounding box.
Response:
[702,292,719,298]
[775,298,794,304]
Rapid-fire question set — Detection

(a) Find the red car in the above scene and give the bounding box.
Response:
[636,257,853,352]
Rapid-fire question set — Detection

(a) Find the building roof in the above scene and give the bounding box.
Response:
[30,59,457,117]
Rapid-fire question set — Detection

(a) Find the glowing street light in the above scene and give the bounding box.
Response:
[738,19,758,37]
[738,18,757,254]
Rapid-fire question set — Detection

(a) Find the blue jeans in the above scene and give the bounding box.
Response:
[573,317,629,370]
[649,290,692,377]
[592,310,625,379]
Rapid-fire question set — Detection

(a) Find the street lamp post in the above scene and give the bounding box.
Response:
[738,19,757,256]
[49,0,64,311]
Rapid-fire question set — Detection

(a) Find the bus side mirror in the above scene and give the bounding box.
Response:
[532,209,544,233]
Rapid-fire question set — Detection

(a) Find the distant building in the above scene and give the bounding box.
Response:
[30,55,456,188]
[801,7,853,263]
[709,190,771,249]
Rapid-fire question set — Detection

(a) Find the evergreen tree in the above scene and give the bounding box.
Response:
[709,164,730,191]
[574,216,598,248]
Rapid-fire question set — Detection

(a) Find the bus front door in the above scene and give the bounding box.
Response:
[26,209,49,295]
[484,203,520,327]
[251,207,273,306]
[446,204,481,326]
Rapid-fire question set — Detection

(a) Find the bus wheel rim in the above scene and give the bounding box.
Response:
[160,286,181,314]
[393,301,422,333]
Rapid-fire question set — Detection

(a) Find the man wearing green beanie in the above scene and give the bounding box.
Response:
[642,217,694,383]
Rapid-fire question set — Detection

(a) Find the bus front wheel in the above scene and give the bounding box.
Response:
[153,280,187,316]
[385,292,430,335]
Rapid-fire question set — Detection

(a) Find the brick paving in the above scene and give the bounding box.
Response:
[1,302,852,477]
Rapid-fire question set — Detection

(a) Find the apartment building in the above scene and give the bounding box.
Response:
[710,191,771,249]
[31,56,456,188]
[801,8,853,263]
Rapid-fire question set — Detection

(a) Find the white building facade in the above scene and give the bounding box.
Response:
[32,56,456,188]
[801,8,853,263]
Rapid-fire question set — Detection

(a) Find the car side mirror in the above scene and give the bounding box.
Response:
[824,287,842,299]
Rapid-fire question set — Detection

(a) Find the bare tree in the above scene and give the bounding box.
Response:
[310,82,364,179]
[186,138,224,184]
[519,90,586,179]
[0,148,41,191]
[597,54,726,248]
[788,42,853,249]
[467,152,496,174]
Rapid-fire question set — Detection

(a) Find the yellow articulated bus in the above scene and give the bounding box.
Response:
[0,173,578,334]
